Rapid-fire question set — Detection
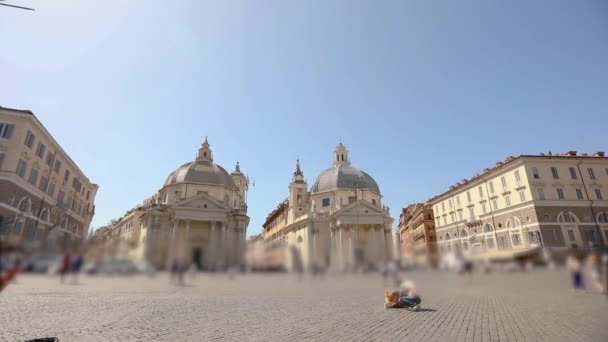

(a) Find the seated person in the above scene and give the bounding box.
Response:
[398,281,421,309]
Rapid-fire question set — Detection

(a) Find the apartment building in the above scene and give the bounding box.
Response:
[430,151,607,261]
[0,106,98,251]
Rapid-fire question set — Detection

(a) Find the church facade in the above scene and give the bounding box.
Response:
[103,138,250,270]
[267,143,394,272]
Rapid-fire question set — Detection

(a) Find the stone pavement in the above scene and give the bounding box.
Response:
[1,269,607,342]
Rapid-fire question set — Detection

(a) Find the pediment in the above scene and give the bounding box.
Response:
[174,192,229,210]
[337,200,385,215]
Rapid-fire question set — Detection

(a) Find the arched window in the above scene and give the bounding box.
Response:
[597,212,608,223]
[460,230,468,238]
[558,211,578,224]
[18,197,32,213]
[40,209,49,222]
[445,233,451,240]
[483,223,494,233]
[506,217,521,229]
[297,236,303,243]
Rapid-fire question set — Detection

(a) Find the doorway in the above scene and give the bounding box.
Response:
[192,247,203,270]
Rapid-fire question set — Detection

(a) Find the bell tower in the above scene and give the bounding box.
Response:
[196,137,213,162]
[231,161,249,206]
[333,141,350,166]
[289,159,308,216]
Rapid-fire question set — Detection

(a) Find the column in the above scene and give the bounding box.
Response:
[337,225,343,270]
[378,225,386,262]
[207,222,216,270]
[219,221,226,270]
[168,219,178,268]
[185,220,191,264]
[329,225,336,268]
[348,225,355,269]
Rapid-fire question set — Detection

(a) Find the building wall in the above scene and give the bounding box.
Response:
[0,107,97,248]
[431,154,608,261]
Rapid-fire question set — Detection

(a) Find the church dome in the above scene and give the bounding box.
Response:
[164,161,237,189]
[163,138,238,190]
[311,164,380,194]
[310,143,380,194]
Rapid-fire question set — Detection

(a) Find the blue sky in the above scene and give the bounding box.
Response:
[2,1,607,236]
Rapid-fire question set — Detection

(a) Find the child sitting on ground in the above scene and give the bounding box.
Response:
[384,280,422,310]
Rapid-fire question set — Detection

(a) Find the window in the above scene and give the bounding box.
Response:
[594,189,603,200]
[16,159,27,178]
[64,170,70,184]
[514,170,521,182]
[57,191,65,206]
[575,188,584,200]
[537,188,546,200]
[456,196,460,206]
[322,198,330,207]
[518,190,525,202]
[501,176,507,188]
[512,234,521,245]
[567,230,575,242]
[481,202,487,214]
[504,195,511,207]
[588,168,596,180]
[28,168,39,186]
[551,167,559,179]
[0,153,4,169]
[483,224,493,233]
[48,181,56,198]
[598,212,608,223]
[568,167,577,180]
[532,167,540,179]
[478,186,483,197]
[40,209,49,222]
[468,207,475,220]
[449,200,453,209]
[24,130,35,148]
[557,188,565,200]
[458,211,463,221]
[489,181,495,193]
[39,176,49,192]
[441,202,445,211]
[0,123,14,139]
[466,191,471,202]
[558,212,576,223]
[486,238,495,248]
[450,213,455,222]
[584,230,597,242]
[35,142,46,158]
[492,199,498,210]
[14,221,23,235]
[54,160,61,173]
[18,197,31,212]
[44,151,53,167]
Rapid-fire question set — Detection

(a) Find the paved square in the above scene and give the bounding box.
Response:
[1,270,607,341]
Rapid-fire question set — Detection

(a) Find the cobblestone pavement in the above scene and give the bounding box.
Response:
[1,269,607,342]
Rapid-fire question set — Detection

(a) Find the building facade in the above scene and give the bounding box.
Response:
[399,203,437,266]
[262,199,288,270]
[430,151,608,262]
[101,138,250,270]
[263,143,395,272]
[0,106,98,251]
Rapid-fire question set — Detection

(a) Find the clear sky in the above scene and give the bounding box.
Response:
[2,1,607,236]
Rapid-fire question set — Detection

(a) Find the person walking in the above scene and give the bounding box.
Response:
[566,254,584,290]
[60,252,71,284]
[70,254,83,284]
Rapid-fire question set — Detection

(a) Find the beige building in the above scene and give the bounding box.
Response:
[0,106,98,251]
[261,199,289,270]
[266,143,394,272]
[103,138,250,270]
[430,151,608,262]
[245,234,265,271]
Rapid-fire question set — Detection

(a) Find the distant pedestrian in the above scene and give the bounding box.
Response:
[71,255,83,284]
[585,254,603,293]
[176,261,186,286]
[60,252,71,284]
[566,254,584,290]
[170,259,178,283]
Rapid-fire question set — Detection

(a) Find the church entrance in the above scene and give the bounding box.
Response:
[192,247,203,270]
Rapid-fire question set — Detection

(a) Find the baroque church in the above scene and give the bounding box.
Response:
[280,143,395,271]
[131,138,250,270]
